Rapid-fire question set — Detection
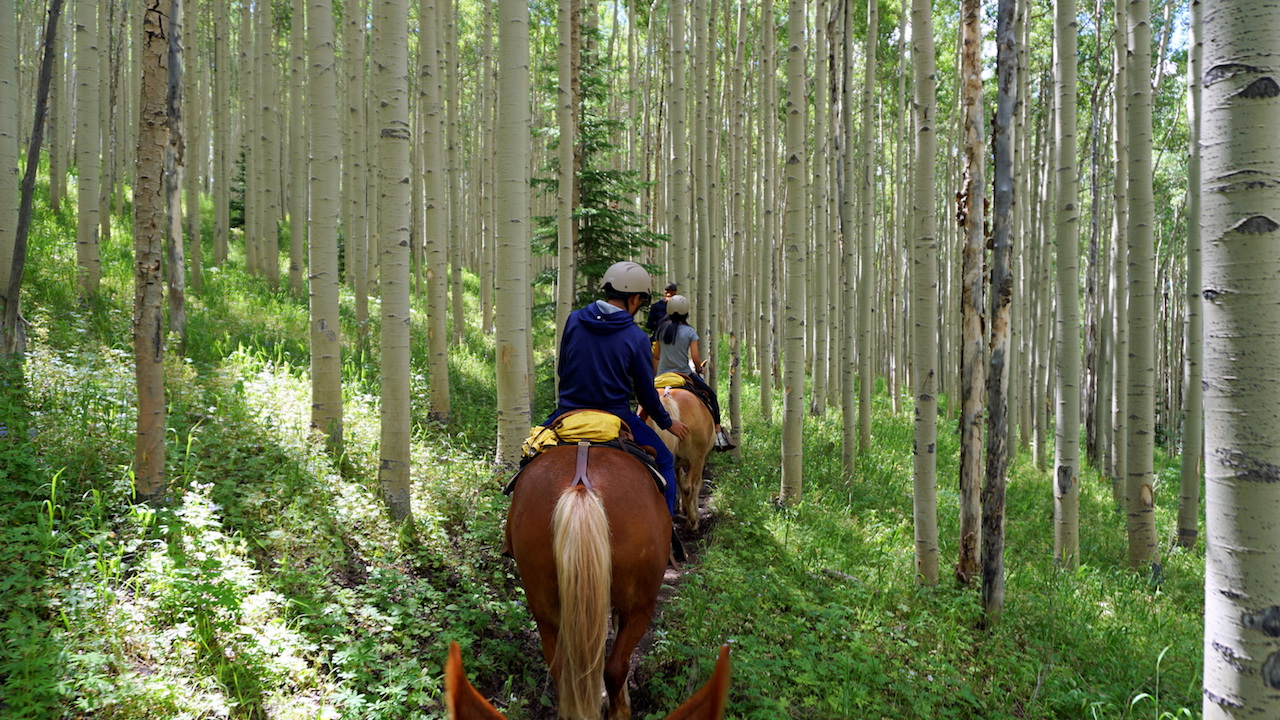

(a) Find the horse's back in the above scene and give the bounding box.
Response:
[507,444,669,590]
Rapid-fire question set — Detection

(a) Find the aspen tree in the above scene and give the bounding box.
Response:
[493,0,532,470]
[47,16,66,211]
[1053,0,1080,568]
[758,0,777,421]
[374,0,413,523]
[309,0,343,455]
[728,0,746,457]
[1125,0,1159,571]
[134,0,170,503]
[343,0,370,346]
[982,0,1016,628]
[420,0,450,423]
[287,0,307,296]
[213,0,229,265]
[75,0,101,298]
[96,0,111,251]
[0,0,16,280]
[241,2,259,275]
[445,0,463,347]
[957,0,984,584]
[1176,0,1203,550]
[258,4,281,286]
[669,0,689,288]
[478,0,495,332]
[1200,2,1280,714]
[807,0,829,417]
[554,0,577,359]
[857,0,877,453]
[839,0,858,471]
[910,0,940,586]
[185,19,203,295]
[779,0,807,505]
[165,0,186,350]
[1110,0,1129,505]
[3,0,65,358]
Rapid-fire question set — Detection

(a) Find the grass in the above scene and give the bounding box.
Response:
[1,177,1202,719]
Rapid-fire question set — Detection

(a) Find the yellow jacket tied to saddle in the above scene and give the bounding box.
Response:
[653,372,688,389]
[521,410,627,460]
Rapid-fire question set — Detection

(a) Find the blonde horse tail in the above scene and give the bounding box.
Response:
[552,485,612,719]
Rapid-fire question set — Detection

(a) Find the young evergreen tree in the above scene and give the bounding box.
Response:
[532,26,665,305]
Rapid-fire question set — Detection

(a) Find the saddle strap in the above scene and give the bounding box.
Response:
[571,440,594,493]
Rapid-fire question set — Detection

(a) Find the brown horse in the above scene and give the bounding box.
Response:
[445,642,731,720]
[645,388,715,531]
[505,443,671,719]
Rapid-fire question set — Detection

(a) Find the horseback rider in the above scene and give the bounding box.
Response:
[547,262,690,521]
[646,282,678,332]
[651,295,736,451]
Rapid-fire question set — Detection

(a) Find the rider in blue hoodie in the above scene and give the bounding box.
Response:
[546,262,690,521]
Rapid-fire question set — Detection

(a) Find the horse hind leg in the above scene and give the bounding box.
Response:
[604,610,652,720]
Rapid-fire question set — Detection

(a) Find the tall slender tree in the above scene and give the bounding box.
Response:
[1125,0,1159,571]
[309,0,342,455]
[165,0,187,350]
[857,0,878,454]
[553,0,578,377]
[374,0,413,523]
[0,0,16,282]
[133,0,171,503]
[983,0,1016,628]
[287,0,307,296]
[75,0,102,299]
[778,0,807,505]
[493,0,532,469]
[420,0,450,423]
[668,0,689,288]
[911,0,940,586]
[1200,3,1280,715]
[957,0,985,584]
[213,0,230,265]
[1053,0,1081,568]
[1176,0,1203,549]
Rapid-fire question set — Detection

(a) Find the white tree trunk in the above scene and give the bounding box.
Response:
[911,0,940,586]
[1200,3,1280,716]
[75,0,101,298]
[1125,0,1159,571]
[1052,0,1080,568]
[0,0,16,282]
[778,0,806,504]
[493,0,532,470]
[374,0,413,523]
[309,0,343,455]
[1176,0,1203,550]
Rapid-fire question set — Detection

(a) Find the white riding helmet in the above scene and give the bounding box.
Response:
[600,261,652,295]
[666,294,691,316]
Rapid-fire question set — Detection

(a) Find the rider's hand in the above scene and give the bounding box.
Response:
[667,420,691,441]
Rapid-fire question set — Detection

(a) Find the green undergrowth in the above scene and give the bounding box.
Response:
[3,180,1202,719]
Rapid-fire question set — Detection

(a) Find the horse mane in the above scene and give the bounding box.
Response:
[551,484,612,718]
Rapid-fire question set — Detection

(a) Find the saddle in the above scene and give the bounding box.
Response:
[649,373,717,420]
[505,410,665,496]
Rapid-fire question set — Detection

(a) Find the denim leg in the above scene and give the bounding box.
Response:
[624,414,678,515]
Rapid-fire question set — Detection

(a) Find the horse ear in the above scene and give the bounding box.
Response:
[445,642,508,720]
[665,645,731,720]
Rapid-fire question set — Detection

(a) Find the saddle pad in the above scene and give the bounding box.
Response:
[654,372,688,389]
[521,410,624,460]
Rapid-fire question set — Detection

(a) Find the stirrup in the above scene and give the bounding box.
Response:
[714,430,736,452]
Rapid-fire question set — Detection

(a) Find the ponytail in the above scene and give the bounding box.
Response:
[658,313,689,345]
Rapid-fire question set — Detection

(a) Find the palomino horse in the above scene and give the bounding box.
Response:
[505,442,670,719]
[645,388,715,531]
[444,642,731,720]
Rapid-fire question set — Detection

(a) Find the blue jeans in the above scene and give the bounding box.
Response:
[545,408,678,516]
